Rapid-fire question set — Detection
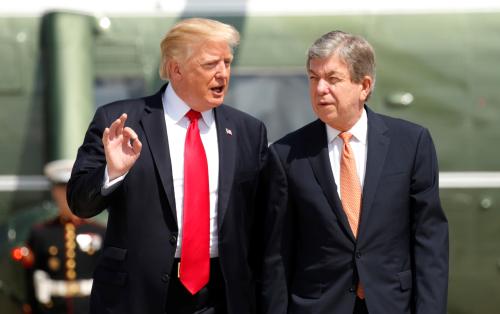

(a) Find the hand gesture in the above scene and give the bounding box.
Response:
[102,113,142,180]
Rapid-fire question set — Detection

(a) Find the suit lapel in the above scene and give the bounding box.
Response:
[214,106,236,228]
[140,86,178,227]
[307,120,356,242]
[358,107,389,240]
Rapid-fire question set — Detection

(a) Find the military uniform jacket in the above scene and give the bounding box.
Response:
[27,217,105,314]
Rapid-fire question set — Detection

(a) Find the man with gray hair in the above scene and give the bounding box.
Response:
[68,18,268,314]
[259,30,448,314]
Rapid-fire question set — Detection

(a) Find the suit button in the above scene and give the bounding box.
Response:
[356,251,362,259]
[349,287,356,293]
[169,235,177,245]
[161,273,170,283]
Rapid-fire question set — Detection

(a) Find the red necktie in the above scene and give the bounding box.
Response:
[179,110,210,295]
[339,132,365,299]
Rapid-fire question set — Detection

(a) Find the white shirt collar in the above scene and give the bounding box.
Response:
[162,84,214,127]
[326,108,368,144]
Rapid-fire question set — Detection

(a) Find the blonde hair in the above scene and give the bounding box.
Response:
[159,18,240,81]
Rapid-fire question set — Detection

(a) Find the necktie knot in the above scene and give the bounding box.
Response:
[339,132,353,143]
[186,110,202,122]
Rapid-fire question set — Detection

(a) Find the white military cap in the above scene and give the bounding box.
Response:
[43,159,74,184]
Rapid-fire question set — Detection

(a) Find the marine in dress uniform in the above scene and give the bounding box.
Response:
[25,160,106,314]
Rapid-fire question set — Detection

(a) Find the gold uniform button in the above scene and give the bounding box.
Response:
[66,242,76,250]
[66,259,76,269]
[48,246,58,256]
[65,223,75,231]
[66,270,76,280]
[65,232,75,240]
[48,257,60,271]
[66,250,75,258]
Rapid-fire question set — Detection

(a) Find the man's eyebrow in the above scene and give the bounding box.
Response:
[308,68,319,76]
[325,70,341,77]
[308,69,341,77]
[201,57,219,63]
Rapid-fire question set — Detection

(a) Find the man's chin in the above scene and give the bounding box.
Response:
[208,97,225,107]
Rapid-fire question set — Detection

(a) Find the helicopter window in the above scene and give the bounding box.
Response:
[94,77,146,108]
[226,71,315,142]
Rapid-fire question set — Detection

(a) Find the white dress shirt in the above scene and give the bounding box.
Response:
[163,85,219,258]
[103,84,220,257]
[326,109,368,198]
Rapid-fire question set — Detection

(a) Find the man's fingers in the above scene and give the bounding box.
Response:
[132,137,142,154]
[108,119,121,139]
[108,113,128,139]
[115,113,127,137]
[123,127,137,142]
[102,128,110,145]
[123,127,141,153]
[119,113,128,125]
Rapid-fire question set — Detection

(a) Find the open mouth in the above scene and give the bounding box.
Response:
[211,86,224,94]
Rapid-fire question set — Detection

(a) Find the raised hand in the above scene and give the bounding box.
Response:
[102,113,142,180]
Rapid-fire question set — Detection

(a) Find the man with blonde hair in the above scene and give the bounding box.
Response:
[68,18,268,314]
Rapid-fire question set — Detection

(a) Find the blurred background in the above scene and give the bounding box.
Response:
[0,0,499,313]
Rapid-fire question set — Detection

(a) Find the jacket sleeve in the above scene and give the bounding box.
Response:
[67,106,115,218]
[411,128,449,314]
[258,144,293,314]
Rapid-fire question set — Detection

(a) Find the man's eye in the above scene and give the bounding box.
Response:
[203,62,217,69]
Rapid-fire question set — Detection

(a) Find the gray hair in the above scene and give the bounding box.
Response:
[159,18,240,81]
[307,30,376,97]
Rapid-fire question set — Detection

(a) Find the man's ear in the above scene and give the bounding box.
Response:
[360,75,373,101]
[168,60,182,81]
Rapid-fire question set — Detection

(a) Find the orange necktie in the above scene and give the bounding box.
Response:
[339,132,365,299]
[179,110,210,295]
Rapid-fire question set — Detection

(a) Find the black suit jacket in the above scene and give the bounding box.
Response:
[67,85,268,314]
[260,106,448,314]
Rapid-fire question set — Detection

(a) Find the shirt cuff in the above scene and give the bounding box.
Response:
[101,165,127,196]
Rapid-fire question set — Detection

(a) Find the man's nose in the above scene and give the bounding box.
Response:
[215,62,229,79]
[316,79,329,95]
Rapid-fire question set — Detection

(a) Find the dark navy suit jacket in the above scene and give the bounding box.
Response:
[259,106,448,314]
[67,85,268,314]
